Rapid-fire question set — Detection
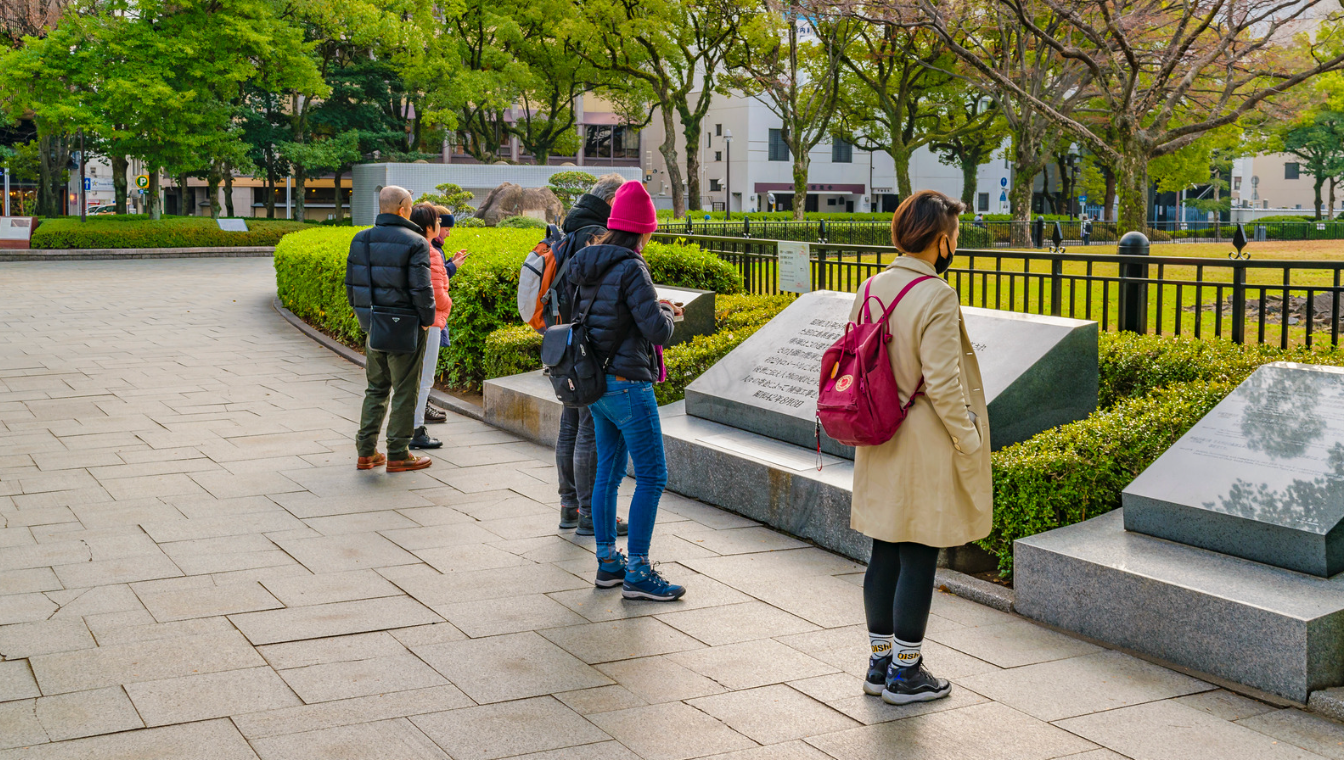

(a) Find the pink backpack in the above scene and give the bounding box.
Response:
[817,274,937,447]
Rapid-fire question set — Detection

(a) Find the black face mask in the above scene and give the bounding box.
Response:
[934,237,954,274]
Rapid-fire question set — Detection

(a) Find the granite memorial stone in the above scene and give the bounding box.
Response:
[216,219,249,232]
[1124,362,1344,577]
[654,285,715,347]
[683,289,1098,456]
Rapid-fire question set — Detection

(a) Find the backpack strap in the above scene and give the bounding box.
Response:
[878,275,939,324]
[860,278,887,324]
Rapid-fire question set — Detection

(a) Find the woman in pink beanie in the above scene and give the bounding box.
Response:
[565,180,687,602]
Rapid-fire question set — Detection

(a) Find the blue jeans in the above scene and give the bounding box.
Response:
[556,406,595,516]
[590,377,667,558]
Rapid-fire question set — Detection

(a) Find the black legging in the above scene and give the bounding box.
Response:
[863,539,940,643]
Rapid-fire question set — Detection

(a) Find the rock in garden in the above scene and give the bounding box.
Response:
[475,183,564,226]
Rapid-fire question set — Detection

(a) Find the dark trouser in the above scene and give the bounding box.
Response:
[863,540,941,642]
[357,328,428,459]
[1082,233,1091,246]
[557,405,596,516]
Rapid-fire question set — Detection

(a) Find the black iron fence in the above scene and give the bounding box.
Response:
[655,232,1344,349]
[657,218,1344,248]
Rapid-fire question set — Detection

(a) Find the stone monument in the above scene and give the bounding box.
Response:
[683,290,1098,456]
[475,183,564,225]
[1015,362,1344,701]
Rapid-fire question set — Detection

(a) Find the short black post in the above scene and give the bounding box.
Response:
[818,219,828,243]
[1032,216,1045,248]
[1050,258,1064,316]
[685,216,692,234]
[1231,265,1247,344]
[1118,231,1150,333]
[1051,221,1064,250]
[743,217,750,238]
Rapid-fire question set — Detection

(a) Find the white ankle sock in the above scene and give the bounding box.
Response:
[894,637,923,669]
[868,632,894,660]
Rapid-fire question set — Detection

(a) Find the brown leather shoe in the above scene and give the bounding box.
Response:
[387,453,432,472]
[356,452,386,470]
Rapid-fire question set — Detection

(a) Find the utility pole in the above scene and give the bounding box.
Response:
[724,129,733,221]
[285,175,292,220]
[3,165,9,217]
[79,130,87,222]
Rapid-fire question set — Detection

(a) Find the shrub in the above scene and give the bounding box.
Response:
[458,217,486,228]
[1098,332,1344,408]
[32,215,309,249]
[483,324,542,379]
[274,226,365,344]
[980,380,1233,577]
[644,240,744,294]
[497,215,548,229]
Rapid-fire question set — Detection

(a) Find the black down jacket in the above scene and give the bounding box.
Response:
[552,193,611,324]
[345,214,436,331]
[568,243,675,382]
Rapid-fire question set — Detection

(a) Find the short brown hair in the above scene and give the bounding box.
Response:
[409,202,438,232]
[890,190,964,254]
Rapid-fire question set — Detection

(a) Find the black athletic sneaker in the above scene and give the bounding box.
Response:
[559,506,579,530]
[864,654,892,696]
[882,661,951,705]
[409,427,442,449]
[576,513,628,537]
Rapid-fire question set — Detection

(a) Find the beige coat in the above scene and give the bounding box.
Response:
[847,256,993,547]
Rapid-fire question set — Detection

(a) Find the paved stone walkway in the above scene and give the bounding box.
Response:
[2,258,1344,759]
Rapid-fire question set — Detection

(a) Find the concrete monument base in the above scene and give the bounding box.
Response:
[1014,510,1344,702]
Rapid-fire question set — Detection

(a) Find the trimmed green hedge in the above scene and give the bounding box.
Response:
[484,324,542,379]
[980,380,1233,577]
[32,215,309,249]
[497,216,548,229]
[276,226,748,390]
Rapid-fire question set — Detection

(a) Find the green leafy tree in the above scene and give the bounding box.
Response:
[1282,111,1344,220]
[416,183,477,216]
[548,171,598,210]
[279,130,361,221]
[728,4,847,220]
[931,98,1009,210]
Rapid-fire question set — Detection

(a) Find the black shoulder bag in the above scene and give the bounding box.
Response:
[363,237,421,354]
[541,282,628,407]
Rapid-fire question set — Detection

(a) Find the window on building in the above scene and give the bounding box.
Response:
[768,129,789,161]
[831,139,852,163]
[585,125,612,159]
[978,193,989,212]
[1233,177,1242,190]
[1285,162,1300,180]
[715,124,722,136]
[715,151,722,162]
[583,125,640,161]
[709,178,722,192]
[827,198,837,206]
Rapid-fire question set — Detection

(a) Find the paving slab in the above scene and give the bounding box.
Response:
[0,698,49,749]
[1057,700,1327,760]
[587,701,757,760]
[232,684,473,739]
[228,596,442,645]
[0,659,40,700]
[278,653,450,703]
[411,631,612,704]
[411,696,609,760]
[687,684,860,743]
[0,619,95,658]
[0,718,260,760]
[539,617,706,664]
[28,630,263,694]
[250,718,449,760]
[35,686,143,741]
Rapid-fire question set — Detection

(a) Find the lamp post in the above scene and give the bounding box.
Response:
[724,129,733,221]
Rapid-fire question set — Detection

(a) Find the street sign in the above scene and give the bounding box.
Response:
[777,241,812,294]
[1000,177,1008,188]
[83,177,90,192]
[1079,195,1088,204]
[135,175,149,190]
[999,190,1008,202]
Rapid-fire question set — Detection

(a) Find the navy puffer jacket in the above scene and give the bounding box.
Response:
[344,214,437,331]
[568,243,675,382]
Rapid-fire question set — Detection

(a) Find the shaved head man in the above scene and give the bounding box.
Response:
[343,185,437,472]
[379,185,413,216]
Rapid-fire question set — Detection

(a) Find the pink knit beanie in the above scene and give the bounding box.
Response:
[607,182,658,234]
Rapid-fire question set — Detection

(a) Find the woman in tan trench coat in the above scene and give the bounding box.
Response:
[850,190,992,706]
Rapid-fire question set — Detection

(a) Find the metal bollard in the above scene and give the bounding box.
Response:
[1117,231,1150,333]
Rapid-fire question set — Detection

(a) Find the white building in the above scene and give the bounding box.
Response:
[640,92,1012,215]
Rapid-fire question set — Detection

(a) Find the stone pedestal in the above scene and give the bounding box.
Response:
[1015,510,1344,702]
[1123,362,1344,577]
[684,290,1097,457]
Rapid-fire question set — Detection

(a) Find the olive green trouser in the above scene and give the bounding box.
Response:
[357,328,428,459]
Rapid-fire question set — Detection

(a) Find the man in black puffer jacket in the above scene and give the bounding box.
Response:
[552,174,631,536]
[344,186,436,472]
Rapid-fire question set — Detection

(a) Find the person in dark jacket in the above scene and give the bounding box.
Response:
[344,186,436,473]
[567,181,685,601]
[554,174,630,538]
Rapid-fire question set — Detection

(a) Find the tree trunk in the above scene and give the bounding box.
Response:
[1009,133,1042,246]
[264,171,276,219]
[294,167,306,222]
[224,168,235,218]
[1330,177,1337,221]
[1115,150,1150,234]
[658,107,685,219]
[207,163,222,220]
[892,147,913,200]
[1102,166,1117,223]
[111,154,128,215]
[177,173,191,216]
[333,168,344,223]
[685,122,703,213]
[148,170,162,221]
[791,153,810,222]
[1314,176,1325,220]
[37,132,64,217]
[959,153,977,209]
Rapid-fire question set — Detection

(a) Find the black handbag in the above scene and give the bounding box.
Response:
[362,237,421,354]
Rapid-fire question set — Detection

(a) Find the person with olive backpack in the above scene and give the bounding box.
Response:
[344,185,437,473]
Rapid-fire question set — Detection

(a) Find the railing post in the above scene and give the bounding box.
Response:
[686,216,692,234]
[1050,257,1063,316]
[1118,231,1150,333]
[1231,264,1247,345]
[743,218,750,238]
[817,219,827,244]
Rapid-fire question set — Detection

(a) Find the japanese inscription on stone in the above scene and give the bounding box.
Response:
[742,317,844,410]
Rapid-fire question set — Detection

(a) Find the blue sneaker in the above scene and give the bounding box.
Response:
[622,560,685,602]
[596,551,626,589]
[864,654,892,696]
